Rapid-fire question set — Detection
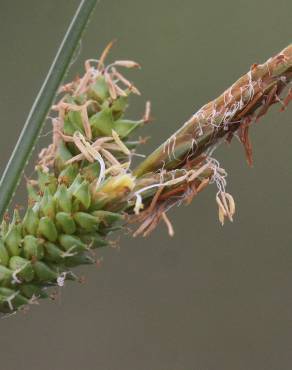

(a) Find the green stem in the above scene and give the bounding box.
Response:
[0,0,97,219]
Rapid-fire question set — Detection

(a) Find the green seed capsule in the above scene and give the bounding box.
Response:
[90,193,108,211]
[73,181,91,209]
[36,167,57,193]
[73,212,99,231]
[32,202,41,214]
[89,107,114,136]
[58,164,79,186]
[80,233,108,248]
[63,118,79,136]
[64,253,95,267]
[111,95,128,119]
[81,162,101,182]
[68,110,84,130]
[63,107,85,136]
[45,262,65,275]
[54,184,72,213]
[33,261,58,282]
[44,242,64,262]
[20,284,48,299]
[0,241,9,266]
[0,265,13,285]
[100,225,123,235]
[40,187,55,218]
[68,174,83,194]
[92,210,124,226]
[0,219,8,238]
[113,118,143,139]
[59,234,87,253]
[55,141,73,172]
[56,212,76,234]
[13,209,21,223]
[23,207,39,235]
[23,235,44,260]
[0,287,29,312]
[38,217,58,242]
[4,224,22,256]
[73,93,87,106]
[27,183,41,203]
[69,199,77,214]
[87,75,109,102]
[9,256,34,282]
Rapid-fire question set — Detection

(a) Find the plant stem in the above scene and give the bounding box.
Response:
[134,44,292,177]
[0,0,97,219]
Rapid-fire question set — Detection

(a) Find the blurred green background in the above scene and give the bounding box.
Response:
[0,1,292,369]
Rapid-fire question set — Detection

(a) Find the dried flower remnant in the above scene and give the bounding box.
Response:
[134,45,292,176]
[131,44,292,229]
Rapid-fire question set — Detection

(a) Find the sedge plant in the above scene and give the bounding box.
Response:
[0,29,290,313]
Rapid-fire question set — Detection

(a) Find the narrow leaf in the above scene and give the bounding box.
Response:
[0,0,97,219]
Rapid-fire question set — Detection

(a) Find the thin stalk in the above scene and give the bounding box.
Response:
[134,44,292,177]
[0,0,97,219]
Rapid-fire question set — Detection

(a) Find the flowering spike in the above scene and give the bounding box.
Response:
[0,44,291,315]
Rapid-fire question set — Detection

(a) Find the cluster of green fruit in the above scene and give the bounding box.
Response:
[0,64,144,313]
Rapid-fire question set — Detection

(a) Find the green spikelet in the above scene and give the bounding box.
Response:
[38,217,58,242]
[23,235,44,260]
[81,162,100,182]
[27,183,40,203]
[56,212,76,234]
[80,233,108,248]
[64,253,95,267]
[20,284,48,299]
[89,107,114,136]
[0,287,29,312]
[0,241,9,266]
[23,208,39,235]
[59,234,87,253]
[9,256,34,283]
[92,210,123,226]
[58,165,79,186]
[54,184,73,213]
[55,141,73,172]
[44,242,64,262]
[32,261,58,283]
[113,118,143,138]
[73,212,99,231]
[4,221,22,257]
[36,167,58,194]
[0,265,13,286]
[87,75,109,102]
[40,188,55,218]
[73,181,91,209]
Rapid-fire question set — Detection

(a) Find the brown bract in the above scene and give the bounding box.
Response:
[134,45,292,177]
[128,45,292,235]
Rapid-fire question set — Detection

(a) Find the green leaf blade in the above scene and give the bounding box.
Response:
[0,0,97,219]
